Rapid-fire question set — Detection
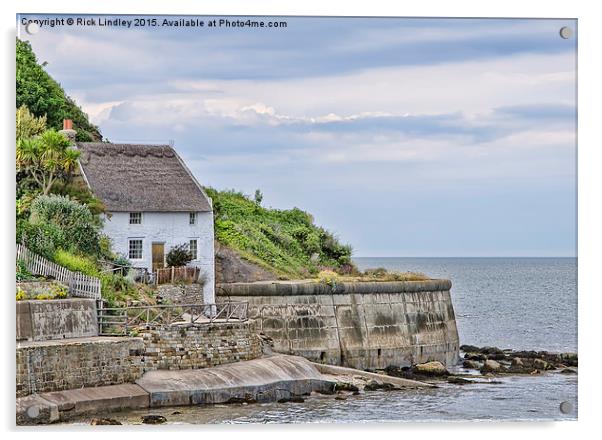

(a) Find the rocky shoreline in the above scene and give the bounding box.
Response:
[17,346,578,425]
[459,345,578,374]
[382,345,578,385]
[17,354,432,425]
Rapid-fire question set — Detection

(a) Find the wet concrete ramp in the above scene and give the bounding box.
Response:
[137,354,336,407]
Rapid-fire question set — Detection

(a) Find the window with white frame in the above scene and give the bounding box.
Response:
[189,212,197,225]
[129,239,143,259]
[189,239,198,260]
[129,212,142,224]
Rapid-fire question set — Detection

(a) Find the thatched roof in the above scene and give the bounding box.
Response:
[77,143,212,212]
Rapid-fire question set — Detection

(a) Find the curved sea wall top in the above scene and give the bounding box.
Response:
[217,280,460,370]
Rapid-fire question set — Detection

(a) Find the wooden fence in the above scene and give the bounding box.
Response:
[155,266,201,285]
[16,244,101,300]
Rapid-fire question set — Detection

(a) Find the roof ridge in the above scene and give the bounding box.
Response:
[76,142,212,212]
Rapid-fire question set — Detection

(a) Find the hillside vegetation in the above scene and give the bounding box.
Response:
[204,188,354,279]
[15,39,428,295]
[16,38,102,142]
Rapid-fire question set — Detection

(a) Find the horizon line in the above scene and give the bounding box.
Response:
[352,255,577,259]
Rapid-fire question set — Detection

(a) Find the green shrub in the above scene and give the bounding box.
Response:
[318,270,339,287]
[53,249,99,276]
[48,282,69,299]
[16,259,33,281]
[112,254,132,276]
[18,281,70,301]
[19,220,64,259]
[362,268,429,282]
[100,273,138,307]
[29,194,102,256]
[98,235,114,260]
[363,267,388,277]
[166,244,193,267]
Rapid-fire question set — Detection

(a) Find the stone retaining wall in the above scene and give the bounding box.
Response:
[156,283,204,304]
[16,320,263,397]
[16,337,144,397]
[218,280,460,370]
[141,321,263,370]
[16,298,98,342]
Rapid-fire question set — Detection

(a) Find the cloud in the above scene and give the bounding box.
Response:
[493,103,576,120]
[17,15,577,255]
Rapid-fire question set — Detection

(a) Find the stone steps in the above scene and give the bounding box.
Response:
[16,383,148,425]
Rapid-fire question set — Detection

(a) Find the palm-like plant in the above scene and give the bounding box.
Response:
[16,129,80,195]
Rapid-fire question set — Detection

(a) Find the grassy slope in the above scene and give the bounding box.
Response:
[204,188,354,279]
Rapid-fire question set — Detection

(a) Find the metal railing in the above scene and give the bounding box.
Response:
[97,302,248,336]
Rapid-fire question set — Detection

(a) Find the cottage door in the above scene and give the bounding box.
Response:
[152,242,165,272]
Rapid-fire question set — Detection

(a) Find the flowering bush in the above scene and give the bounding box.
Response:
[318,270,339,287]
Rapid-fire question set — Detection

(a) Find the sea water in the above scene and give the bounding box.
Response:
[72,258,578,423]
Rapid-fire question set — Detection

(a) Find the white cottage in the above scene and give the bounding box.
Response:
[76,141,215,303]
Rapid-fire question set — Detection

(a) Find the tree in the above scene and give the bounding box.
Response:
[16,106,47,218]
[254,189,263,206]
[17,129,80,195]
[16,105,46,141]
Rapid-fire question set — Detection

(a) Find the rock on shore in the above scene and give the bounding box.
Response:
[481,360,502,373]
[459,345,578,375]
[412,361,450,376]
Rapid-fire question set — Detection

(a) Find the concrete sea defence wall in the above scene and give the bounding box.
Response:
[16,298,98,342]
[217,280,460,370]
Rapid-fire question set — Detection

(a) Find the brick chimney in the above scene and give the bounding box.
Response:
[59,119,77,144]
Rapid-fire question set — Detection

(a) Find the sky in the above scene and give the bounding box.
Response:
[17,15,577,257]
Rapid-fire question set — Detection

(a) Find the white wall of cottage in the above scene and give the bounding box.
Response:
[101,211,215,303]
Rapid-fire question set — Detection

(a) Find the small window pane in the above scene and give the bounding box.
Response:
[189,212,196,225]
[189,239,198,260]
[130,212,142,224]
[129,239,143,259]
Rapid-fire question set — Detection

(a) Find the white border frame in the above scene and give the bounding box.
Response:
[3,1,599,438]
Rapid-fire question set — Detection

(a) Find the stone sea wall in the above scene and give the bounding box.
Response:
[16,298,263,397]
[16,337,145,398]
[140,321,263,370]
[217,280,460,370]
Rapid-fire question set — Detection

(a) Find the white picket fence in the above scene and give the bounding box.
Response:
[16,244,101,300]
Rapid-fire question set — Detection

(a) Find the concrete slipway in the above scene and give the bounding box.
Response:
[17,354,431,425]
